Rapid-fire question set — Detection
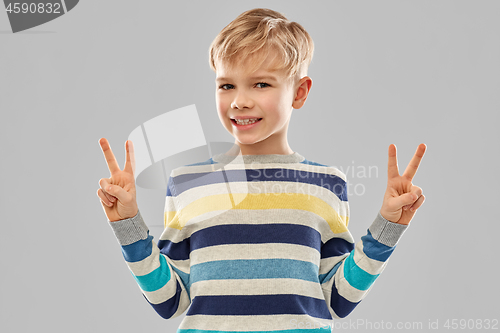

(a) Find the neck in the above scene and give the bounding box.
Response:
[225,142,294,156]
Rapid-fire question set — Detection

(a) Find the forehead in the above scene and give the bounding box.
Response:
[216,50,286,80]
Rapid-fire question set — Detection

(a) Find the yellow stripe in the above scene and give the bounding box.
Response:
[164,192,348,233]
[164,208,181,229]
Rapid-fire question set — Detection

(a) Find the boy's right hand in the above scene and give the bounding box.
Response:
[97,138,138,222]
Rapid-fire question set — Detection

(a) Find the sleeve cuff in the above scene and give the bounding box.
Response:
[107,210,149,246]
[368,211,409,247]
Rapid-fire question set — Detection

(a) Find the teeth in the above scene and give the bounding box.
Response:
[234,118,259,125]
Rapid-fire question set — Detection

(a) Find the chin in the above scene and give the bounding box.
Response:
[236,136,268,146]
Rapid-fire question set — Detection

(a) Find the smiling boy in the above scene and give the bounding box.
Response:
[98,7,426,333]
[215,47,312,156]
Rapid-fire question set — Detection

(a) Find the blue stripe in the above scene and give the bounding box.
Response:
[166,175,177,196]
[121,235,153,263]
[318,261,342,285]
[361,230,396,262]
[342,252,379,291]
[143,279,184,319]
[186,294,332,319]
[171,265,190,300]
[171,168,347,201]
[173,170,230,195]
[158,237,190,261]
[330,276,360,318]
[132,254,171,292]
[300,159,329,167]
[320,237,354,259]
[189,259,318,286]
[191,224,322,253]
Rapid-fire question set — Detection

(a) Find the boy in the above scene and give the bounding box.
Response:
[97,8,426,332]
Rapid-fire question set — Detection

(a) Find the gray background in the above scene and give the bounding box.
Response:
[1,0,499,332]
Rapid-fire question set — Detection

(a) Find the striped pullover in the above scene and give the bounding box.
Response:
[108,151,408,332]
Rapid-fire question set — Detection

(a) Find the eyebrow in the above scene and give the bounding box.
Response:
[216,75,278,83]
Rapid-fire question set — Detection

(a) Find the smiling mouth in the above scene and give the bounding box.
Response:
[231,118,263,125]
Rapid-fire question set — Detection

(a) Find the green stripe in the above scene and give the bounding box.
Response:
[133,254,171,292]
[342,252,379,290]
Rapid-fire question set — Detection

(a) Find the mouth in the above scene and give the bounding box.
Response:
[231,118,263,126]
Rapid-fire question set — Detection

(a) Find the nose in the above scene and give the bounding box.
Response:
[231,90,253,109]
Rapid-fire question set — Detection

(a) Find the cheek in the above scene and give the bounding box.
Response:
[263,94,287,119]
[216,94,229,109]
[215,95,225,113]
[216,97,231,125]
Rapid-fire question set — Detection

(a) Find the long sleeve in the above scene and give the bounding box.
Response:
[107,174,191,319]
[319,179,408,319]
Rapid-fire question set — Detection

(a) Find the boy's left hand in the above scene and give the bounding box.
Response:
[380,143,427,225]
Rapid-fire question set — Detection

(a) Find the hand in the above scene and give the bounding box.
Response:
[97,138,138,222]
[380,143,426,225]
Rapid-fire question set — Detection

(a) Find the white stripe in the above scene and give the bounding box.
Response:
[191,278,325,300]
[190,243,320,266]
[319,253,349,276]
[158,225,188,243]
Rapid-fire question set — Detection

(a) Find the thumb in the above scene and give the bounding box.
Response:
[107,184,128,202]
[393,192,417,210]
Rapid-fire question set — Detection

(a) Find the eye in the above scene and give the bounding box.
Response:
[256,82,270,88]
[219,84,233,90]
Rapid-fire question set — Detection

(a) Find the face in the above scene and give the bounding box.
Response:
[215,51,301,155]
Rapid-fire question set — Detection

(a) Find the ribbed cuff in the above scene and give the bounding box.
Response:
[368,211,409,247]
[108,210,149,246]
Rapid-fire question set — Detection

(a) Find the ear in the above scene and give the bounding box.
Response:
[292,76,313,109]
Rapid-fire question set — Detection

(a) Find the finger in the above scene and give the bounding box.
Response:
[392,192,418,210]
[402,143,427,181]
[106,183,129,203]
[99,178,116,202]
[410,194,425,212]
[123,140,136,176]
[97,188,113,207]
[403,186,422,210]
[99,138,121,175]
[388,144,400,180]
[411,185,423,198]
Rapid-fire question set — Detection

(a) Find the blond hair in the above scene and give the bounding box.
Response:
[208,8,314,82]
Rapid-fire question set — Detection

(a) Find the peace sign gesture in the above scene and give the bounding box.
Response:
[97,138,138,222]
[380,144,427,225]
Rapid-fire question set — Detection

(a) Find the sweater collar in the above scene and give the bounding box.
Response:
[211,151,305,164]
